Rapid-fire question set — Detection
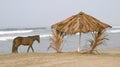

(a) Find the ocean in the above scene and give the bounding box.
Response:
[0,26,120,54]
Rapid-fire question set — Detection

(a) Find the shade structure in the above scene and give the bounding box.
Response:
[52,12,111,34]
[50,11,112,53]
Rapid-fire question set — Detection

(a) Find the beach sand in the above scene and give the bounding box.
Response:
[0,48,120,67]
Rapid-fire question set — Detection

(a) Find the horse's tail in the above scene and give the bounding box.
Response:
[12,39,15,53]
[12,38,18,53]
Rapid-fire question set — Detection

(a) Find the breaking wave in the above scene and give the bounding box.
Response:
[0,30,33,35]
[112,26,120,28]
[107,29,120,33]
[0,34,52,41]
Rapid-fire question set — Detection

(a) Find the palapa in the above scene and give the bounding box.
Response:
[49,11,112,53]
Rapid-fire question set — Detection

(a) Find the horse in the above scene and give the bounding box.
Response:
[12,35,40,53]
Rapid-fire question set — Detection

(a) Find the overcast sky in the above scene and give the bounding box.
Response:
[0,0,120,28]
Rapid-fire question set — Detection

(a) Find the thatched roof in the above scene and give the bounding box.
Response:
[52,12,112,34]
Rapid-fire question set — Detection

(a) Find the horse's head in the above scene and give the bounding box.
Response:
[34,35,40,43]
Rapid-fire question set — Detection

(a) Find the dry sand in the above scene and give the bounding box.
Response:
[0,48,120,67]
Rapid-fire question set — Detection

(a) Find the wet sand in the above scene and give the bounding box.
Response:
[0,48,120,67]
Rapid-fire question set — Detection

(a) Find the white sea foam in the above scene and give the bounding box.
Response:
[0,30,33,35]
[0,27,120,41]
[75,29,120,34]
[107,29,120,33]
[0,36,17,41]
[40,34,52,38]
[0,34,52,41]
[112,26,120,28]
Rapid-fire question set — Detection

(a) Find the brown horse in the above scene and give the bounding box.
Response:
[12,35,40,53]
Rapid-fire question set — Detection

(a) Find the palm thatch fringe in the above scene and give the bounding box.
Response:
[48,29,66,52]
[88,30,109,54]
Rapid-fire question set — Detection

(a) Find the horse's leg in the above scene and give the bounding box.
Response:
[27,46,31,53]
[15,45,19,53]
[31,46,34,52]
